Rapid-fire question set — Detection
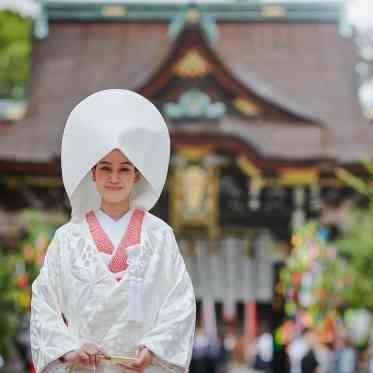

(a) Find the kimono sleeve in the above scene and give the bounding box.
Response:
[30,231,80,373]
[139,229,196,373]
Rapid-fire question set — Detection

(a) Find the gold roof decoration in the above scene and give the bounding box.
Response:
[261,5,287,18]
[279,168,319,185]
[233,97,261,117]
[236,156,260,178]
[174,49,211,78]
[177,145,214,161]
[185,8,201,24]
[101,5,127,17]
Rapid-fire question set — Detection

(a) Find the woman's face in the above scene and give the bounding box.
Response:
[92,149,139,204]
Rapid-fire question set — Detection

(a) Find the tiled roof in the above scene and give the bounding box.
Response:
[0,20,371,166]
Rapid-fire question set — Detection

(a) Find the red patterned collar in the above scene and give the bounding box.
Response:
[86,209,145,274]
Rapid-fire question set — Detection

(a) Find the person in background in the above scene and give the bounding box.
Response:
[300,330,319,373]
[334,335,356,373]
[288,330,308,373]
[251,331,273,372]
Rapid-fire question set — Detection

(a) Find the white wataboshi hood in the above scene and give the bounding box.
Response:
[61,89,170,222]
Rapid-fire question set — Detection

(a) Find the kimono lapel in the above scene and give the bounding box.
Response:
[78,209,147,343]
[86,210,115,255]
[109,209,145,274]
[86,209,145,276]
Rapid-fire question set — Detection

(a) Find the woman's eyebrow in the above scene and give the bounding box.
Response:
[98,161,133,165]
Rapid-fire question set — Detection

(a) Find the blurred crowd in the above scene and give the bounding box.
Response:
[1,319,373,373]
[190,325,373,373]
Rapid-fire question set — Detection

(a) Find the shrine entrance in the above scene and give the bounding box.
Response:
[179,232,276,339]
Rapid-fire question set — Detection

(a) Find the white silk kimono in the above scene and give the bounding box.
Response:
[30,210,196,373]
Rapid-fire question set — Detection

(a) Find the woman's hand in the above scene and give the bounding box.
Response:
[119,346,153,373]
[61,343,108,367]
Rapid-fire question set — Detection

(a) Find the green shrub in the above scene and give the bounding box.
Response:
[0,10,32,99]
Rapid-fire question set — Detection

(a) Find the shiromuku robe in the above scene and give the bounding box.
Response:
[30,210,196,373]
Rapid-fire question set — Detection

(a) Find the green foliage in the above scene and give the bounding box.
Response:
[335,162,373,309]
[279,222,346,323]
[336,202,373,309]
[0,250,17,357]
[276,163,373,346]
[281,165,373,311]
[0,209,66,360]
[0,10,32,99]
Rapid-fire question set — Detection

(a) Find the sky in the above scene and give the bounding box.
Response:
[346,0,373,30]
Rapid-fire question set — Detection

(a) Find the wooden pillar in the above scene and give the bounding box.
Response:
[245,301,257,342]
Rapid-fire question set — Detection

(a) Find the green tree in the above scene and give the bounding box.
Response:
[0,209,66,360]
[0,10,32,99]
[0,250,17,357]
[336,164,373,309]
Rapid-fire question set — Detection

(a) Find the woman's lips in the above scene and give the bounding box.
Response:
[105,186,123,191]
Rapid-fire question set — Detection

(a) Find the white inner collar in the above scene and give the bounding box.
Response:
[95,209,133,249]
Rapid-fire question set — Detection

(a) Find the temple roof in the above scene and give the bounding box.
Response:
[213,21,373,162]
[0,15,371,171]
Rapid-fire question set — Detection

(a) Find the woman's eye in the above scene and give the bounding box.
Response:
[100,167,111,171]
[120,168,131,172]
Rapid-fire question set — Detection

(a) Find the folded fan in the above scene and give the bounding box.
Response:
[97,354,138,365]
[67,355,137,372]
